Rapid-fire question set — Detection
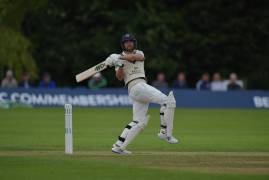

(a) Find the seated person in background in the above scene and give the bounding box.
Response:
[88,72,107,89]
[152,72,168,89]
[173,72,188,89]
[210,72,226,91]
[227,73,242,90]
[1,70,18,88]
[196,72,211,90]
[38,72,56,88]
[19,72,33,89]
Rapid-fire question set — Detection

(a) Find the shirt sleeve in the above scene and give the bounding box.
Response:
[135,50,144,57]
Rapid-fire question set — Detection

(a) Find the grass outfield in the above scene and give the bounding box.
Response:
[0,108,269,180]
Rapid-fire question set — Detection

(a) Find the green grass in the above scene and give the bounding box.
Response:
[0,108,269,180]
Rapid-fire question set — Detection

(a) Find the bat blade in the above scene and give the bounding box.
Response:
[75,61,107,82]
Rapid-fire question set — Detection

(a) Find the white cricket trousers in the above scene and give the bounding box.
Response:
[129,82,167,123]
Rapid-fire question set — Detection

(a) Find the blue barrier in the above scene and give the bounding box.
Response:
[0,88,269,108]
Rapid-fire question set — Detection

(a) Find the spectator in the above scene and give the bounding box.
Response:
[211,73,226,91]
[88,72,107,89]
[19,72,33,89]
[38,72,56,88]
[196,73,210,90]
[173,72,188,89]
[227,73,242,90]
[1,70,18,88]
[152,72,168,89]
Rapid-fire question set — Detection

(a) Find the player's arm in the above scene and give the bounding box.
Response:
[120,53,145,62]
[115,67,124,81]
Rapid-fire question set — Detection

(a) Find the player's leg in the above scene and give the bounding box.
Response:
[150,88,177,143]
[158,91,177,143]
[120,100,149,150]
[112,120,140,154]
[112,100,149,154]
[159,105,167,135]
[130,83,178,143]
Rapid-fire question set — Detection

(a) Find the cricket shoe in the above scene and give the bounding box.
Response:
[158,133,178,144]
[112,144,132,155]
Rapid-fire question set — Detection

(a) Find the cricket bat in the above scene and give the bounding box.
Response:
[75,61,107,82]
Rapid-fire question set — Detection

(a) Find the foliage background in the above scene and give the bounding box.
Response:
[1,0,268,88]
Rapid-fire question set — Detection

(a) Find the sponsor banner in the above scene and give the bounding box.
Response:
[0,88,269,108]
[173,90,269,109]
[0,88,131,107]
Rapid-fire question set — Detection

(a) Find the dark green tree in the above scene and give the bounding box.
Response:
[22,0,269,89]
[0,0,46,80]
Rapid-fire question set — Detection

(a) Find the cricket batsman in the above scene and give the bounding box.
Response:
[105,33,178,154]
